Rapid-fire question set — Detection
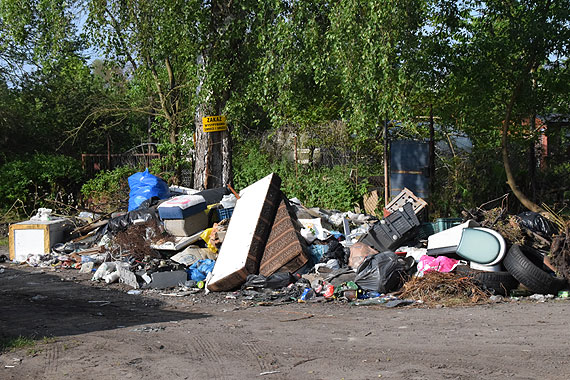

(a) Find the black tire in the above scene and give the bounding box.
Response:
[455,265,519,296]
[503,245,567,295]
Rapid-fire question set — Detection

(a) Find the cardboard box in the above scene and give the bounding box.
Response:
[9,219,70,262]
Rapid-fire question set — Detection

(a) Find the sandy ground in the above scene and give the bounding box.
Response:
[1,245,570,380]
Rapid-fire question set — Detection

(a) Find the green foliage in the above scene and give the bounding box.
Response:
[281,165,374,211]
[233,139,378,211]
[1,0,569,212]
[80,165,138,212]
[0,154,84,212]
[537,161,570,212]
[232,140,276,191]
[430,148,509,217]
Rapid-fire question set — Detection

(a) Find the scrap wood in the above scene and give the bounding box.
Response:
[226,184,240,199]
[73,219,109,235]
[480,207,525,245]
[400,271,490,305]
[550,221,570,281]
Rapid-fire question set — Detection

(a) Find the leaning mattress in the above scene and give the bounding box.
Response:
[206,173,282,291]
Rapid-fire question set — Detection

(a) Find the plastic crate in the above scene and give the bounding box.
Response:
[417,222,436,240]
[217,207,234,220]
[359,203,420,251]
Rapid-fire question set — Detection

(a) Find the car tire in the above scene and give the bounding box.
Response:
[455,265,519,296]
[503,244,567,295]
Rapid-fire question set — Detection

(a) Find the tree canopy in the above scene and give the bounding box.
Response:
[1,0,569,212]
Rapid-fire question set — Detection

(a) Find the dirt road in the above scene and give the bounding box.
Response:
[1,250,569,380]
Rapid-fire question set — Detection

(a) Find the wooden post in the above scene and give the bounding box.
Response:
[107,135,111,170]
[294,135,298,181]
[428,106,435,220]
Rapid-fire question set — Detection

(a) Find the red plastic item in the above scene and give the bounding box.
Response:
[323,284,335,298]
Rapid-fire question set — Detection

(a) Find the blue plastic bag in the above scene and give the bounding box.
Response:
[127,169,170,211]
[187,259,216,282]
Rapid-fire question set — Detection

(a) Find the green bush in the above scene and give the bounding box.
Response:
[233,140,377,211]
[0,154,84,213]
[80,165,139,212]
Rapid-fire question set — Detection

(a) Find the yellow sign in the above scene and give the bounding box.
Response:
[202,115,227,132]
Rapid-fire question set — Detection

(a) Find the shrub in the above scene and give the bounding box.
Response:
[0,154,84,214]
[233,139,377,211]
[80,165,139,212]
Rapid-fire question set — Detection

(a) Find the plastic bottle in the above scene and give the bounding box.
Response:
[298,288,315,302]
[103,271,120,284]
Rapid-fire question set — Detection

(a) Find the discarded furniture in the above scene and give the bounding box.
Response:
[158,195,208,236]
[427,220,506,266]
[207,173,282,292]
[259,195,310,277]
[9,219,71,262]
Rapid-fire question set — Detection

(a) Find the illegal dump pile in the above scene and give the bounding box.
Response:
[5,171,570,307]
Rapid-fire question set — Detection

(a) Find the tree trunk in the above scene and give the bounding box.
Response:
[501,84,545,215]
[192,0,234,190]
[193,103,232,190]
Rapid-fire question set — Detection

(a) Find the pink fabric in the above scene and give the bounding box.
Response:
[417,255,459,276]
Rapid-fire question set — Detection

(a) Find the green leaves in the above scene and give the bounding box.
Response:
[0,154,84,209]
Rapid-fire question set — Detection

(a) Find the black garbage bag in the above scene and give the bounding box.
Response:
[354,251,406,293]
[321,239,348,264]
[195,187,230,205]
[107,207,159,234]
[93,207,160,243]
[517,211,557,237]
[243,272,299,289]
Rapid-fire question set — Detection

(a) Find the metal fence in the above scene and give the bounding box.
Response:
[81,143,161,177]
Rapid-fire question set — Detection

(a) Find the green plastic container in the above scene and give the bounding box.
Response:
[434,218,462,233]
[418,222,436,239]
[418,218,462,239]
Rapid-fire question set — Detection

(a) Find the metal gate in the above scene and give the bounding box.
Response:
[390,140,430,199]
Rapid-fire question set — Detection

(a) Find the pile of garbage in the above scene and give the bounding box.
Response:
[6,171,570,306]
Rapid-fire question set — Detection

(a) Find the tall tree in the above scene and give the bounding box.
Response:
[327,0,427,142]
[85,0,272,188]
[453,0,570,213]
